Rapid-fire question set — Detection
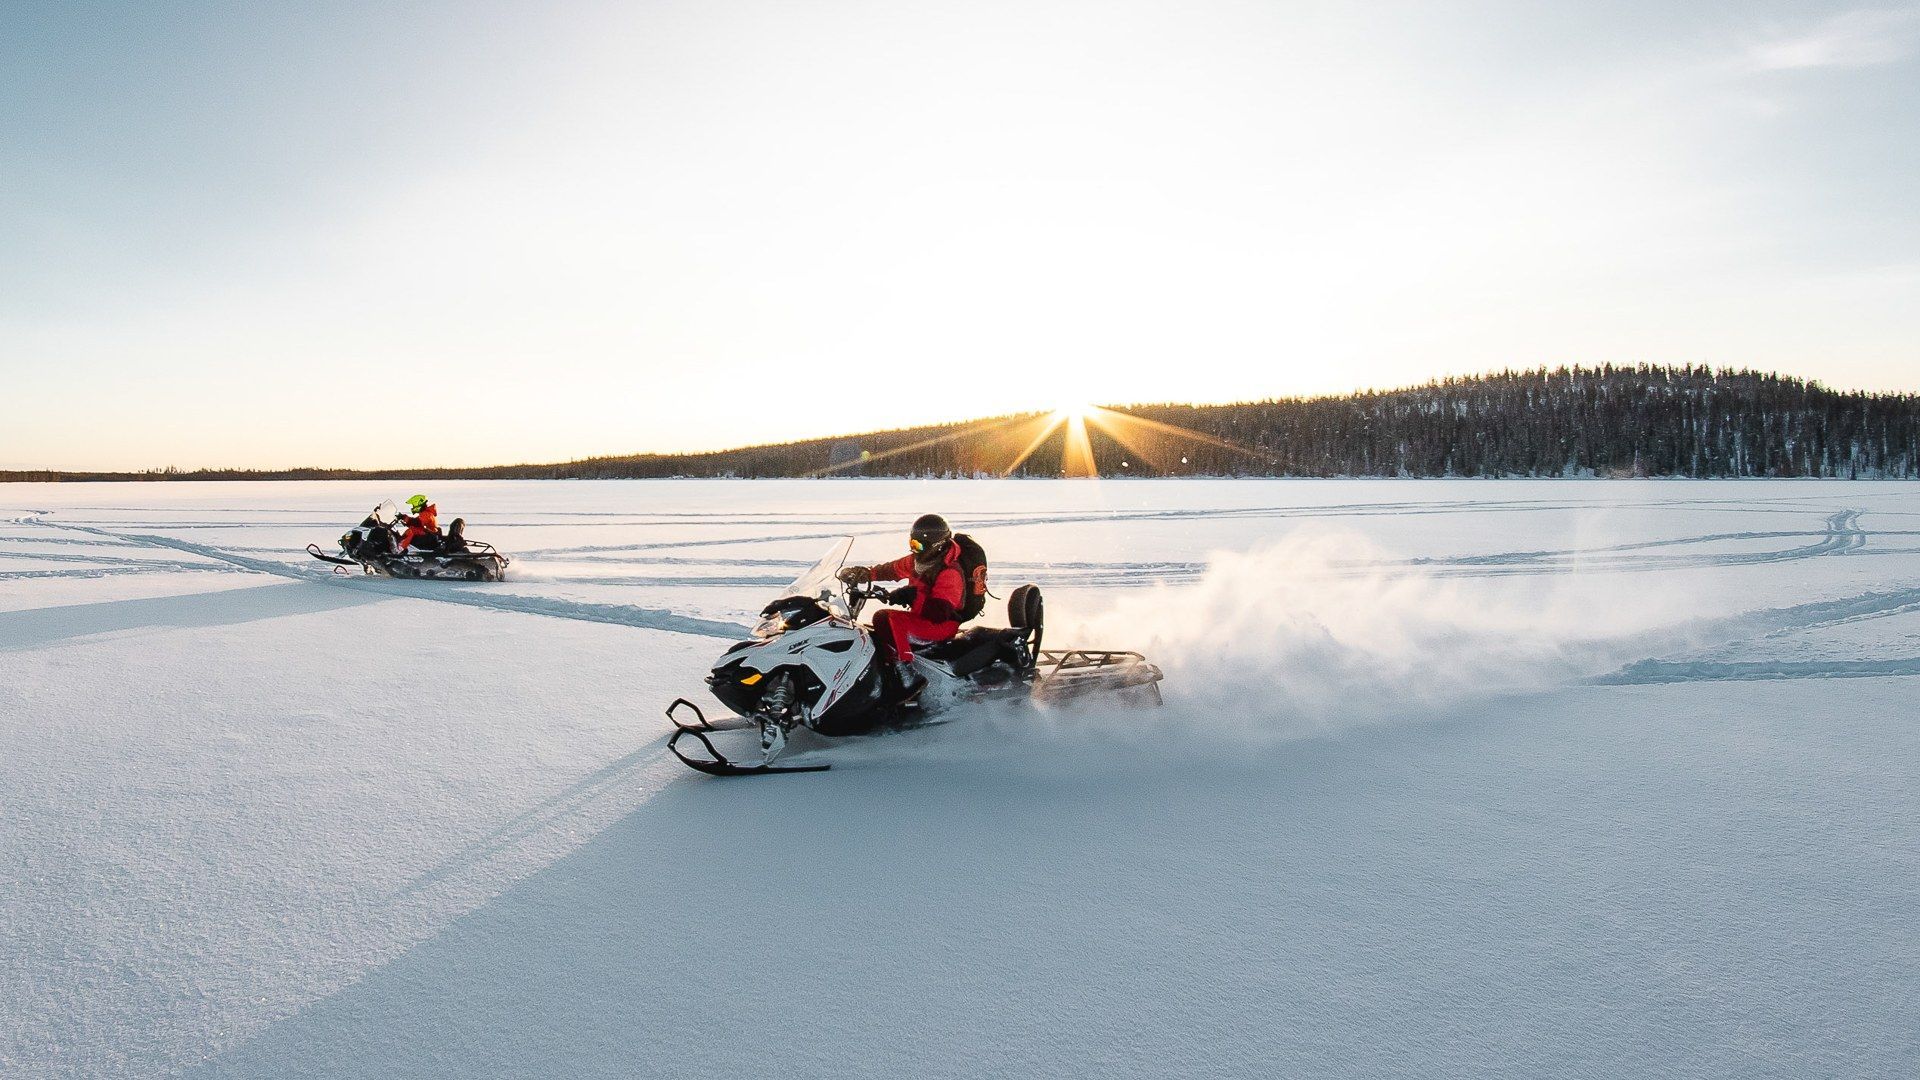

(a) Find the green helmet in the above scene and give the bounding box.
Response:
[407,495,429,513]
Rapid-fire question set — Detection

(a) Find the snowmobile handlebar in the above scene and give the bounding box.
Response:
[844,581,888,620]
[843,580,923,621]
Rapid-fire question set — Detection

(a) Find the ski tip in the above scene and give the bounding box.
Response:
[665,697,712,731]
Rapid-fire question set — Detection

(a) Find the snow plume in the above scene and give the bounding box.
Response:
[825,527,1664,772]
[1050,530,1641,748]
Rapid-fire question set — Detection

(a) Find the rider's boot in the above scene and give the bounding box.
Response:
[894,659,926,702]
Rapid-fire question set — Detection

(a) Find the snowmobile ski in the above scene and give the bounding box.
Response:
[665,699,827,774]
[306,543,360,567]
[667,725,831,776]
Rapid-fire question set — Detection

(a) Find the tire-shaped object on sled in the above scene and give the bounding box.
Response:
[1007,583,1044,631]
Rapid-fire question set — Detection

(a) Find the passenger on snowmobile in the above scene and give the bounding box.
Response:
[838,514,964,691]
[309,500,508,581]
[397,494,440,552]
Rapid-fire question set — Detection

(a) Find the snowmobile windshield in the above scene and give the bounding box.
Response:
[778,536,855,618]
[371,499,401,524]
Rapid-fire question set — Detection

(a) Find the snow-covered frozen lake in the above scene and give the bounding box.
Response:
[3,479,1916,1078]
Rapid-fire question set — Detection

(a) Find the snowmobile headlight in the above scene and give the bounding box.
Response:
[751,610,792,639]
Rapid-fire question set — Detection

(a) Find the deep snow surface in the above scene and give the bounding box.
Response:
[2,479,1916,1078]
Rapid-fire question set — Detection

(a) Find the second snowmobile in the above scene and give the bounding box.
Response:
[307,501,510,582]
[666,537,1163,775]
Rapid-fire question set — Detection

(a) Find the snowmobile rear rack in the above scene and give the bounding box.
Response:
[453,539,509,564]
[1033,649,1165,703]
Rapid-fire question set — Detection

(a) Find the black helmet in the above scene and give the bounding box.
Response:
[909,513,952,556]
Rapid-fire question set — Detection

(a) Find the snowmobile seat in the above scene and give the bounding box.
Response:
[920,628,986,662]
[923,632,1002,677]
[922,627,1032,677]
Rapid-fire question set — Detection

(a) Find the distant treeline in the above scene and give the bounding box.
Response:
[9,366,1919,481]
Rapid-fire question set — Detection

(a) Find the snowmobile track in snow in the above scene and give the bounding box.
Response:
[13,500,1915,683]
[17,515,747,641]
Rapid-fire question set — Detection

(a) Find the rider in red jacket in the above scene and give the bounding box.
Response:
[839,514,963,692]
[397,495,440,552]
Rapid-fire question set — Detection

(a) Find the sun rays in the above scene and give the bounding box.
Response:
[986,403,1273,478]
[802,400,1273,480]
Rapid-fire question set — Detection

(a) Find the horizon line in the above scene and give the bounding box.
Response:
[7,363,1915,476]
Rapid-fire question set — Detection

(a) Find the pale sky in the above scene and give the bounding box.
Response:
[3,0,1917,471]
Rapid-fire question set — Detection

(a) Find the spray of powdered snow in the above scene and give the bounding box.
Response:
[833,528,1697,769]
[719,527,1731,771]
[1070,530,1691,739]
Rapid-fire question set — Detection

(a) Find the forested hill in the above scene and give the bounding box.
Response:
[10,366,1920,481]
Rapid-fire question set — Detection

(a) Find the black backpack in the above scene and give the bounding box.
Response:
[952,533,989,622]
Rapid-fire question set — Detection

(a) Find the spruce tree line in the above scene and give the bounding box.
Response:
[8,366,1916,481]
[1117,365,1920,478]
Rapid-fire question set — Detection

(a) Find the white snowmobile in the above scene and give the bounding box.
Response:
[307,501,510,582]
[666,537,1163,775]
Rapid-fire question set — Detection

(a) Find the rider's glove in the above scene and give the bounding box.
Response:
[887,585,918,607]
[836,566,871,585]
